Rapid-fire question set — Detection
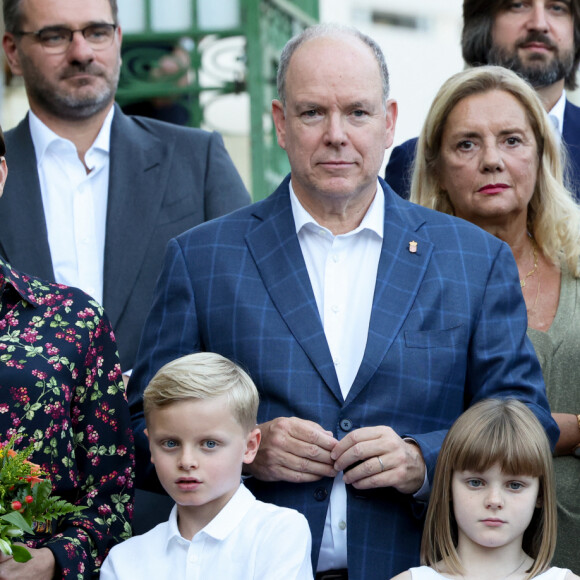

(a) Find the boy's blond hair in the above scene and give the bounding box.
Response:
[144,352,259,432]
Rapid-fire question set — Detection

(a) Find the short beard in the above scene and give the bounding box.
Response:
[19,53,120,121]
[488,38,575,89]
[28,83,116,121]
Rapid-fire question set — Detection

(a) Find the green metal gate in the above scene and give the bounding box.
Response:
[116,0,318,200]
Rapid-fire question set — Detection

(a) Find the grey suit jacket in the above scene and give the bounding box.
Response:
[0,105,251,370]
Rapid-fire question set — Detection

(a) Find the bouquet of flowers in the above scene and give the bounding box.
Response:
[0,436,85,562]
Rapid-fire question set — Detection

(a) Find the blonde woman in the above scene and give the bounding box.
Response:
[411,65,580,570]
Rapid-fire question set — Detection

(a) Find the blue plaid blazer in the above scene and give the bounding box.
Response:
[129,176,556,580]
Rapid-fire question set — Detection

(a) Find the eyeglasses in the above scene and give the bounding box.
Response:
[15,23,117,54]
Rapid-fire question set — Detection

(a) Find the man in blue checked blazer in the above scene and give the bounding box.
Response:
[385,0,580,201]
[129,24,557,580]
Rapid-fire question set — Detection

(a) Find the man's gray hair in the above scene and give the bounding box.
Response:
[276,23,390,107]
[3,0,119,32]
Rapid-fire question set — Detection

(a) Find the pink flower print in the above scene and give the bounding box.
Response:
[0,404,9,413]
[44,294,56,306]
[87,430,99,444]
[32,369,48,380]
[21,328,39,343]
[98,504,112,517]
[45,343,60,355]
[116,445,127,456]
[10,387,30,404]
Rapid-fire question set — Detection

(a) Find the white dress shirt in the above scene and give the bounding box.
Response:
[99,483,314,580]
[29,107,114,304]
[290,181,384,572]
[548,90,566,141]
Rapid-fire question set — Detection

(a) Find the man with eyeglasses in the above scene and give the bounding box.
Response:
[0,0,250,374]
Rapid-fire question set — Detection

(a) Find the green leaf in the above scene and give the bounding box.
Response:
[12,544,32,563]
[0,511,34,534]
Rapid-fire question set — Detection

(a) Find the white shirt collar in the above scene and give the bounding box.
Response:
[28,105,115,165]
[548,90,566,136]
[289,179,384,240]
[164,483,256,547]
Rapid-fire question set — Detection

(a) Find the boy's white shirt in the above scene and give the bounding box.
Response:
[99,483,314,580]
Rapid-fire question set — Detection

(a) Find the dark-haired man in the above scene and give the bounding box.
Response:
[385,0,580,200]
[0,0,250,374]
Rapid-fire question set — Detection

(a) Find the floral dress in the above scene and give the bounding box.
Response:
[0,258,134,578]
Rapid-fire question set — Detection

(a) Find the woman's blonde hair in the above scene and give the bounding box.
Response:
[144,352,259,432]
[421,399,556,579]
[411,65,580,276]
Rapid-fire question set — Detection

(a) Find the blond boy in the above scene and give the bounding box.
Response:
[100,352,313,579]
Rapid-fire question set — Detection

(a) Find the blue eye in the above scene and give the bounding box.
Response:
[163,439,178,449]
[204,440,217,449]
[467,478,484,488]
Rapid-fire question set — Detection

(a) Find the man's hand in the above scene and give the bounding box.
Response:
[331,426,426,494]
[246,417,339,483]
[0,547,56,580]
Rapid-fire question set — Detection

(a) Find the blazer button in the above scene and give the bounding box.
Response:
[314,487,328,502]
[339,419,353,432]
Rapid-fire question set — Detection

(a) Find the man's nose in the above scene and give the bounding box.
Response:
[324,113,348,147]
[66,30,96,63]
[527,4,550,32]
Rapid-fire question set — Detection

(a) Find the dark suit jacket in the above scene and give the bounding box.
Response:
[385,99,580,201]
[129,176,557,580]
[0,105,251,370]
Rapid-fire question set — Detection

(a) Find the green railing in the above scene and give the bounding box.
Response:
[116,0,318,199]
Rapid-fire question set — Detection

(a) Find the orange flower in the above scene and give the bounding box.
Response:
[24,459,42,475]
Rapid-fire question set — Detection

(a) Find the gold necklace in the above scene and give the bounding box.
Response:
[520,238,538,288]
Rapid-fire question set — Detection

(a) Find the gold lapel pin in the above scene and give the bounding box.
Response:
[409,241,418,254]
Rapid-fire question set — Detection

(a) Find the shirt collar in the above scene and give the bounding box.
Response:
[289,180,384,239]
[28,106,115,165]
[164,483,256,547]
[548,90,566,136]
[0,257,41,307]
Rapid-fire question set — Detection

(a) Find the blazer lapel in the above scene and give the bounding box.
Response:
[103,105,170,327]
[245,181,343,402]
[1,116,55,281]
[562,100,580,198]
[346,183,433,404]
